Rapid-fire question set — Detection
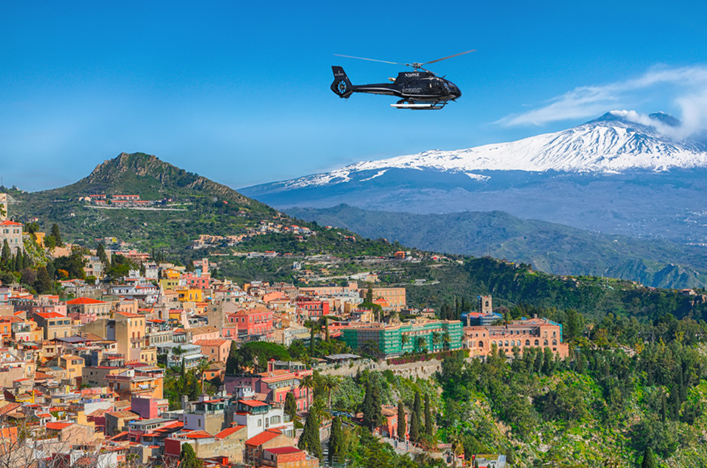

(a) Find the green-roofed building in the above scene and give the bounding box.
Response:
[341,320,462,357]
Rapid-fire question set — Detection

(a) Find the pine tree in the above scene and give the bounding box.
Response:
[397,400,407,441]
[424,393,434,437]
[179,442,203,468]
[285,392,298,422]
[298,408,323,461]
[225,340,239,375]
[329,415,343,466]
[51,224,63,247]
[641,447,658,468]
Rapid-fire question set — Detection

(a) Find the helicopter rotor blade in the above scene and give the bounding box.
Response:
[422,49,476,66]
[334,54,403,66]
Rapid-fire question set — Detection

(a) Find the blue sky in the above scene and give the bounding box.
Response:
[2,1,707,191]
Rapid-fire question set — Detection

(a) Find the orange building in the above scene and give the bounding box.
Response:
[463,317,569,358]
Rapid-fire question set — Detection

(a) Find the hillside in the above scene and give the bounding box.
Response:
[287,205,707,289]
[5,152,277,252]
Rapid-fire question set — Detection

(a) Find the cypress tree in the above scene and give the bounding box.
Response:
[397,400,407,441]
[285,392,298,422]
[225,340,239,375]
[670,387,680,420]
[97,243,108,265]
[371,383,383,430]
[298,408,323,461]
[424,393,433,437]
[35,266,51,294]
[51,224,63,247]
[1,240,10,266]
[677,364,687,403]
[661,392,668,423]
[410,392,422,442]
[362,380,374,429]
[329,415,343,465]
[641,447,658,468]
[45,261,55,279]
[14,252,23,272]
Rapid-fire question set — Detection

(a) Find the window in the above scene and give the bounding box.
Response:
[525,340,530,346]
[258,419,262,427]
[544,340,548,346]
[534,340,539,346]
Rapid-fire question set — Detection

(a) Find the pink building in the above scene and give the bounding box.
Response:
[226,306,274,340]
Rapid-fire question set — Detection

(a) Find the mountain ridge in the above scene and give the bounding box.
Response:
[286,204,707,289]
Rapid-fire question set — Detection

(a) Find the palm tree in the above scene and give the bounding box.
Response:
[416,336,427,353]
[318,374,339,409]
[299,374,316,409]
[197,359,211,394]
[432,332,442,350]
[401,334,409,351]
[442,332,451,351]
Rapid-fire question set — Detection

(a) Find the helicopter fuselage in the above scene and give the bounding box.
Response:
[331,67,461,110]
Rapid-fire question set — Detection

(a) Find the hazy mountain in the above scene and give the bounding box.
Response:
[242,112,707,244]
[286,204,707,289]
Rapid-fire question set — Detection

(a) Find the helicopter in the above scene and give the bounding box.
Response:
[330,50,474,110]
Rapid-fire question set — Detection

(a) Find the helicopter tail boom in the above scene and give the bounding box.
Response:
[331,66,354,98]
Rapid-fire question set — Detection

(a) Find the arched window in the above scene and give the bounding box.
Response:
[491,341,495,346]
[478,341,484,348]
[544,340,548,346]
[534,340,539,346]
[504,341,509,347]
[510,340,515,346]
[552,339,557,346]
[525,340,530,346]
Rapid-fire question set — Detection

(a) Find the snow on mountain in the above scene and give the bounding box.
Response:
[279,111,707,189]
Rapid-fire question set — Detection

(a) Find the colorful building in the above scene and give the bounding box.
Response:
[341,319,463,357]
[463,317,569,358]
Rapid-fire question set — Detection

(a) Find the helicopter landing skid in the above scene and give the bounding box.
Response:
[390,100,446,110]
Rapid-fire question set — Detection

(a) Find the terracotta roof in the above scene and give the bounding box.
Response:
[46,422,73,430]
[35,312,66,319]
[245,429,282,446]
[215,425,247,440]
[0,403,21,417]
[181,430,213,439]
[194,339,229,347]
[266,446,303,455]
[0,221,22,226]
[239,399,268,408]
[114,311,143,318]
[106,410,139,419]
[66,297,106,305]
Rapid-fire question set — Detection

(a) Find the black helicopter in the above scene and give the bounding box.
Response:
[330,50,474,110]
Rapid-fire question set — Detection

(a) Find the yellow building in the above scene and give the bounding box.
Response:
[159,278,180,291]
[59,354,85,384]
[114,311,147,362]
[177,287,203,303]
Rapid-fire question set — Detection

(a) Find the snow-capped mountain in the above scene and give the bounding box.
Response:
[272,112,707,190]
[241,111,707,244]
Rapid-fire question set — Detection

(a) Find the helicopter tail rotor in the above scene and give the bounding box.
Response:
[331,66,354,98]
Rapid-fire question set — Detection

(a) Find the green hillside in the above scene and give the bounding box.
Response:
[287,204,707,289]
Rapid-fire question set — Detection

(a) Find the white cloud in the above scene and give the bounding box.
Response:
[497,65,707,138]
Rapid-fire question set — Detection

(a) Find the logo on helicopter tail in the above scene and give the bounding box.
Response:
[337,80,348,94]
